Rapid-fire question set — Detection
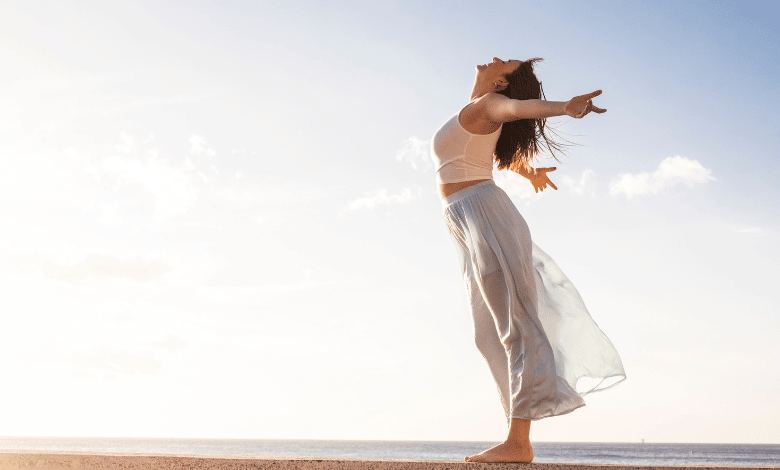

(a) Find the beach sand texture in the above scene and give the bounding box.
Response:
[1,452,778,470]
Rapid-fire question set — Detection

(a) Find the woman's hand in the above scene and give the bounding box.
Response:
[529,167,558,193]
[564,90,607,119]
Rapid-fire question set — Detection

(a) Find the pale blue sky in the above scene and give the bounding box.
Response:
[0,0,777,443]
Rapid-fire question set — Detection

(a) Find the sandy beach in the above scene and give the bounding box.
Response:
[2,452,779,470]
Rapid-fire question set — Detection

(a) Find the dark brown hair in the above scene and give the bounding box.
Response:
[494,58,566,171]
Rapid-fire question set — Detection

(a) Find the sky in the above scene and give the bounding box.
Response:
[0,0,778,444]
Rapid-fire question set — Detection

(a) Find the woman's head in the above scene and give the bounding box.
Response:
[493,58,566,170]
[476,57,523,91]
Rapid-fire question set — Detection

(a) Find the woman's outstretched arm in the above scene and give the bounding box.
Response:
[483,90,606,123]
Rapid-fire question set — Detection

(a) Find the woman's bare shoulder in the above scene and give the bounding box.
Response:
[462,93,508,118]
[461,93,513,127]
[474,93,511,106]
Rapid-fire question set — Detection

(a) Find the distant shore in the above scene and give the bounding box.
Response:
[2,452,778,470]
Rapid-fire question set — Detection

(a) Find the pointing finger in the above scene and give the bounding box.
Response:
[549,180,558,190]
[588,90,602,99]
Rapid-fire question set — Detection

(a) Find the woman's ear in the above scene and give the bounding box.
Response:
[494,76,509,91]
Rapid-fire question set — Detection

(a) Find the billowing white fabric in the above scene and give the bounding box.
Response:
[443,180,625,420]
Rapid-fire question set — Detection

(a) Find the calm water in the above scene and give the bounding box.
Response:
[1,437,779,467]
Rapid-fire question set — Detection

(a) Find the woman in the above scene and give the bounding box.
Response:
[432,58,625,463]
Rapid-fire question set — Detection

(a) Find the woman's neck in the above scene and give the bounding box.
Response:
[470,77,494,101]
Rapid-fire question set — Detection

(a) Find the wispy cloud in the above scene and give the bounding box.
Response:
[343,187,421,212]
[494,169,542,201]
[85,132,243,220]
[115,131,134,154]
[93,149,200,218]
[42,254,170,284]
[395,137,431,172]
[561,169,597,196]
[72,345,162,377]
[609,155,715,198]
[190,134,217,157]
[732,226,761,234]
[71,335,188,379]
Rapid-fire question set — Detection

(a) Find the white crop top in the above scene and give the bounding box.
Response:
[430,107,503,184]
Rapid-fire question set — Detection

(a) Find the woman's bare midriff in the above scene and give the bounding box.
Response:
[440,179,491,198]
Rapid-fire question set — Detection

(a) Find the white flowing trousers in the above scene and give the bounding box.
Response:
[443,180,625,421]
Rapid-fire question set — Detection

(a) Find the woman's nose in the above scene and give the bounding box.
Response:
[492,57,500,63]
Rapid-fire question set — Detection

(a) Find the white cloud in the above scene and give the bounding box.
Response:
[115,131,134,154]
[732,226,761,234]
[70,334,189,379]
[72,345,162,377]
[561,169,597,196]
[609,155,715,198]
[343,187,420,212]
[42,254,170,284]
[84,132,264,220]
[190,134,217,157]
[494,169,542,201]
[395,136,431,171]
[93,149,200,218]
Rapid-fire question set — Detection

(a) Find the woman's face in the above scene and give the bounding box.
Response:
[476,57,522,77]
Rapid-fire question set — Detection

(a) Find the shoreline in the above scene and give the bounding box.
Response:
[2,452,778,470]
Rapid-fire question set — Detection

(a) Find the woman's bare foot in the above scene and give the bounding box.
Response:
[464,440,534,463]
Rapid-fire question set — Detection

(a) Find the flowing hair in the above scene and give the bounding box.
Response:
[494,58,567,171]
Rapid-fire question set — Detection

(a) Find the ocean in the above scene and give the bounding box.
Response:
[1,437,778,467]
